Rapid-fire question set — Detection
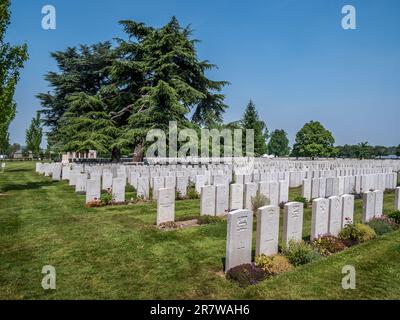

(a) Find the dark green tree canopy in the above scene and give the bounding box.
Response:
[240,100,268,156]
[292,121,335,159]
[37,42,116,150]
[268,129,290,157]
[38,17,229,161]
[0,0,28,153]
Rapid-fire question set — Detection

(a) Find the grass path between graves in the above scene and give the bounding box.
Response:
[0,162,399,299]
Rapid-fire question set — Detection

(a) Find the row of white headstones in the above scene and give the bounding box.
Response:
[301,173,397,200]
[225,187,400,272]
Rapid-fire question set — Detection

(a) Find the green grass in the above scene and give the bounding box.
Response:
[0,162,399,299]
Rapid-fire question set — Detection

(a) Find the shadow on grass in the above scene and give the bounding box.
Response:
[1,180,54,192]
[4,167,33,173]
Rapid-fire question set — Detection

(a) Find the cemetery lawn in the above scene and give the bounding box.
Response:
[1,162,400,300]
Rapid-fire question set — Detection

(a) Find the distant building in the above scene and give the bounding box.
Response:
[12,151,33,160]
[62,150,97,163]
[378,155,399,160]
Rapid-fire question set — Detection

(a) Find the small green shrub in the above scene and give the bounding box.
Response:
[367,216,399,235]
[226,264,266,287]
[197,215,223,225]
[311,235,346,256]
[339,223,376,246]
[356,224,377,242]
[251,193,269,213]
[282,240,322,266]
[186,187,200,199]
[100,189,113,205]
[294,196,309,209]
[388,211,400,224]
[254,254,293,276]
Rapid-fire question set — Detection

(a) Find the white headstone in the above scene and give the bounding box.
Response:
[176,176,188,197]
[328,196,343,236]
[362,191,375,223]
[373,190,383,218]
[244,182,258,210]
[302,179,311,201]
[311,178,320,199]
[282,202,304,246]
[137,176,150,199]
[256,205,279,256]
[225,209,253,272]
[157,188,175,225]
[215,184,229,216]
[229,183,244,211]
[200,185,216,216]
[102,171,113,190]
[75,173,87,193]
[311,198,329,240]
[152,176,165,200]
[279,180,289,203]
[86,179,101,203]
[112,177,125,203]
[395,187,400,211]
[341,194,354,227]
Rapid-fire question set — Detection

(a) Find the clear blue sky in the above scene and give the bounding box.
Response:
[6,0,400,147]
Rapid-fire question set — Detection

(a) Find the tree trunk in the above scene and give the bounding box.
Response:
[111,147,121,162]
[133,144,144,162]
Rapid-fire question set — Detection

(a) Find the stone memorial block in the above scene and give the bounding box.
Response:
[311,198,329,240]
[215,184,229,216]
[62,166,70,180]
[311,178,320,199]
[200,185,216,216]
[256,205,279,256]
[112,178,125,203]
[86,179,101,203]
[69,170,78,186]
[341,194,354,227]
[268,181,279,206]
[244,182,258,210]
[325,177,333,197]
[395,187,400,211]
[102,171,113,190]
[362,191,375,223]
[373,190,383,218]
[176,176,188,197]
[282,202,304,246]
[229,183,244,211]
[152,176,165,200]
[165,176,176,189]
[130,172,139,189]
[258,181,268,198]
[137,176,150,199]
[279,180,289,203]
[355,176,361,194]
[338,177,345,195]
[213,175,226,186]
[75,173,87,193]
[195,175,206,194]
[234,174,244,184]
[225,209,253,272]
[302,179,311,201]
[52,164,62,181]
[319,178,326,198]
[90,172,102,186]
[157,188,175,225]
[244,174,252,184]
[328,196,342,236]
